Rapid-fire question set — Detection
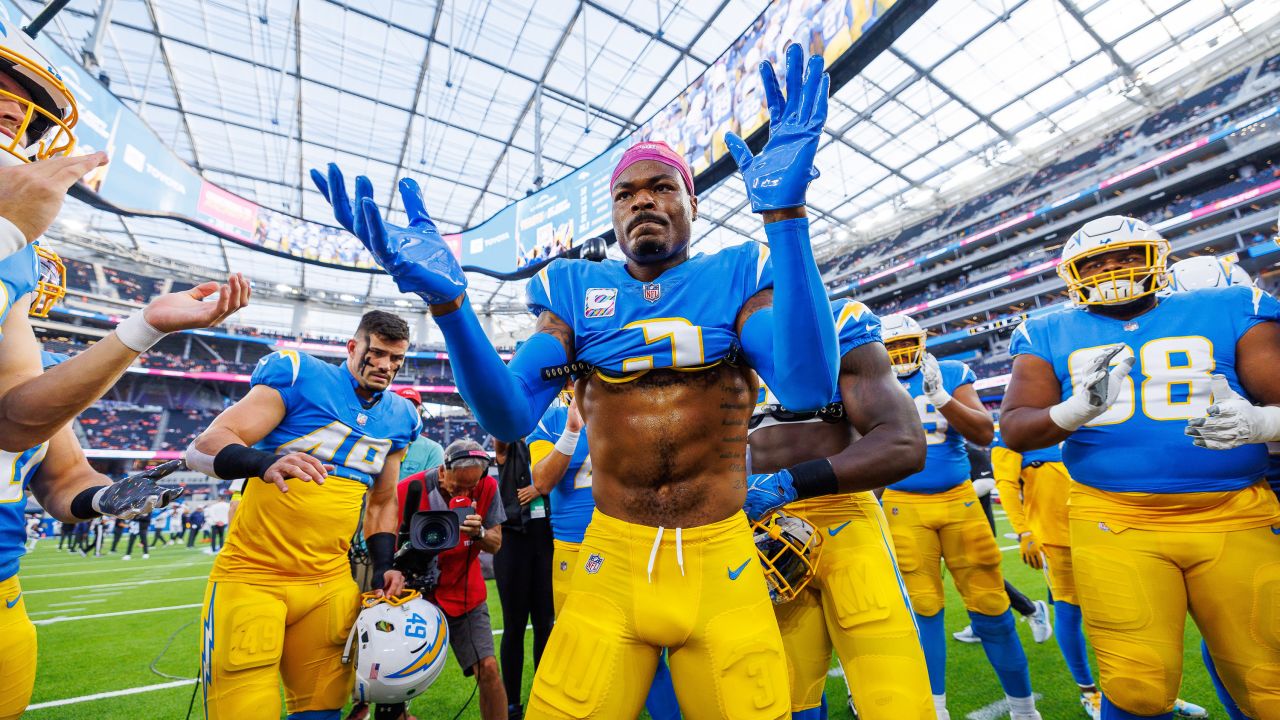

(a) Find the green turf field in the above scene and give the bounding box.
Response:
[18,512,1223,719]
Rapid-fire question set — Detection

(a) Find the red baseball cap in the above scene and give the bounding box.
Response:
[394,387,422,406]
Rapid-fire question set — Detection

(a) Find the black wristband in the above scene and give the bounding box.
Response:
[788,458,839,501]
[368,532,397,590]
[213,444,282,480]
[69,486,106,519]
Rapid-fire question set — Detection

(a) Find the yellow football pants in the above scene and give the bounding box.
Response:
[1021,461,1072,548]
[199,575,359,719]
[0,576,35,720]
[882,483,1010,617]
[552,539,579,616]
[1071,517,1280,717]
[527,509,790,720]
[775,497,933,719]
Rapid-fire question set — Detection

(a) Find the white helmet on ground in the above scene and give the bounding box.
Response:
[880,313,927,377]
[0,6,78,165]
[1058,216,1170,306]
[1166,256,1253,293]
[345,591,450,704]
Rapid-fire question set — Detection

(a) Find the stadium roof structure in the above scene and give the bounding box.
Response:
[20,0,1280,337]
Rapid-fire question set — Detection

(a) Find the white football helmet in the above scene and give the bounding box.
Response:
[1166,256,1253,294]
[1058,216,1169,306]
[752,510,822,605]
[345,591,450,704]
[880,313,927,376]
[0,7,78,165]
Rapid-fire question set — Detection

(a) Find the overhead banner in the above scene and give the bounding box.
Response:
[5,0,909,279]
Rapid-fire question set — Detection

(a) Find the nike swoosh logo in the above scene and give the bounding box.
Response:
[963,501,975,507]
[828,521,852,537]
[5,593,20,609]
[727,559,751,580]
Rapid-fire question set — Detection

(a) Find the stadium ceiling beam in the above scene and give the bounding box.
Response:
[612,0,733,145]
[581,0,714,69]
[1054,0,1157,105]
[293,0,306,216]
[316,0,638,133]
[383,2,446,215]
[823,128,923,191]
[141,0,204,172]
[464,3,583,226]
[55,6,578,172]
[888,48,1018,147]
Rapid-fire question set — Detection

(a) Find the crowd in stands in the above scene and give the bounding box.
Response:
[63,256,95,292]
[78,404,162,451]
[823,56,1280,293]
[101,266,165,304]
[162,409,221,452]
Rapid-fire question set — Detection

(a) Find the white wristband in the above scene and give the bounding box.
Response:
[113,310,168,353]
[554,428,580,456]
[0,216,26,261]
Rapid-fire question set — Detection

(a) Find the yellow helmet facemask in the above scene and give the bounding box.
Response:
[884,335,926,376]
[1058,240,1169,307]
[0,29,78,164]
[28,244,65,318]
[751,510,822,604]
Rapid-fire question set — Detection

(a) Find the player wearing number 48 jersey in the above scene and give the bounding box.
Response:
[1002,216,1280,720]
[185,311,420,720]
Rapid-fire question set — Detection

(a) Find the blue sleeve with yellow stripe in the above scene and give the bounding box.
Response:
[832,298,882,356]
[0,245,39,336]
[250,351,305,411]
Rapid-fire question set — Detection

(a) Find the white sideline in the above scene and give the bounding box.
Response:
[23,574,208,595]
[27,622,534,710]
[32,602,201,625]
[21,559,204,579]
[25,680,196,711]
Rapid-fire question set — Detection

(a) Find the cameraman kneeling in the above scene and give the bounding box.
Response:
[384,439,507,720]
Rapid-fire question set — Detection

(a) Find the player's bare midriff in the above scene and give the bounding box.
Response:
[574,362,758,528]
[750,419,854,475]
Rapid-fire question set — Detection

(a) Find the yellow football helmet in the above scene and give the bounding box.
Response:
[880,313,927,377]
[28,243,65,317]
[1058,216,1169,306]
[0,9,78,164]
[752,510,822,604]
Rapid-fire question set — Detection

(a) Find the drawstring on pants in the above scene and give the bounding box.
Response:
[646,526,686,583]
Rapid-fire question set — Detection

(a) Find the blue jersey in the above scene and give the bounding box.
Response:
[0,245,39,335]
[751,299,880,430]
[991,428,1062,466]
[526,243,771,376]
[1010,287,1279,493]
[0,443,49,581]
[527,405,594,543]
[888,360,977,493]
[251,351,421,486]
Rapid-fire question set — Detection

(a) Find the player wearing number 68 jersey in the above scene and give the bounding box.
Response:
[1001,215,1280,720]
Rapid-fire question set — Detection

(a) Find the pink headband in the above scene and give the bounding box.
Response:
[610,141,695,195]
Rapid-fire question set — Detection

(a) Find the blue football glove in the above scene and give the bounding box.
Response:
[310,164,467,304]
[725,43,829,213]
[743,470,798,522]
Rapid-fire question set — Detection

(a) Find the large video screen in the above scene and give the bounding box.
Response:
[2,0,897,278]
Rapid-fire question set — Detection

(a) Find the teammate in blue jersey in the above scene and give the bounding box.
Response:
[0,35,248,451]
[520,392,682,720]
[746,298,933,720]
[185,311,421,720]
[1001,215,1280,720]
[876,314,1040,720]
[314,45,838,720]
[0,351,184,720]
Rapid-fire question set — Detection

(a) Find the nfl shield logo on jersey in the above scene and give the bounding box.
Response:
[584,553,604,574]
[356,413,368,427]
[643,283,661,303]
